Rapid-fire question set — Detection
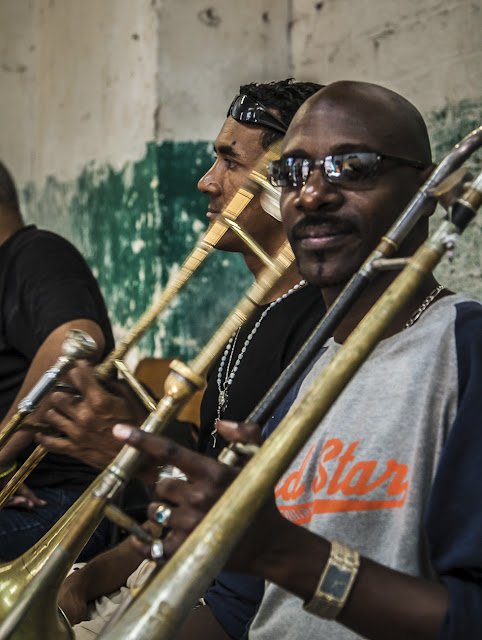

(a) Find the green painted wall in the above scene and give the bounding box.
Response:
[22,141,251,363]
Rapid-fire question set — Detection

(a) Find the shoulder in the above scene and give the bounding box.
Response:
[404,293,481,354]
[10,227,92,276]
[450,296,482,395]
[15,226,84,257]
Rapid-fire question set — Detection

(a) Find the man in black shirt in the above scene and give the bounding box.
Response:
[0,159,115,561]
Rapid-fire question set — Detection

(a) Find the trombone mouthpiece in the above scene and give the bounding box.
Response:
[61,329,97,360]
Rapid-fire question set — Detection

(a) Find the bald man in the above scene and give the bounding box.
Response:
[119,82,482,640]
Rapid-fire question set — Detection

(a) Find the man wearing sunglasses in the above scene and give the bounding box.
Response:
[118,81,482,640]
[39,79,326,638]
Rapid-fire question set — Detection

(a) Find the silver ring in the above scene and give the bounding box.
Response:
[154,504,172,527]
[150,539,164,560]
[158,465,187,481]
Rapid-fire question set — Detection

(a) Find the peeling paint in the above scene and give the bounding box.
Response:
[22,141,252,363]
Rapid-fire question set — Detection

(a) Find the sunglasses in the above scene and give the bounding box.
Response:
[227,94,288,135]
[268,152,426,188]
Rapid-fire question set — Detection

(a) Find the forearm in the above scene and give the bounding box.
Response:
[0,319,105,463]
[0,431,34,467]
[64,536,145,604]
[254,518,448,640]
[176,604,232,640]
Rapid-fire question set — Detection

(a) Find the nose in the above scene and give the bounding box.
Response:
[197,162,222,196]
[296,171,343,212]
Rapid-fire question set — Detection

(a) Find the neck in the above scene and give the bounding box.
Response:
[246,249,305,304]
[324,271,443,344]
[262,262,306,303]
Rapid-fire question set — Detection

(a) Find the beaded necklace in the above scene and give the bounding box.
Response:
[211,280,307,446]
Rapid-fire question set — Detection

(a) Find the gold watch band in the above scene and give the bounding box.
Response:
[303,539,360,620]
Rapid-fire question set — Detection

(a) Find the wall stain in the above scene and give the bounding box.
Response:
[1,62,27,73]
[371,25,396,51]
[198,8,221,28]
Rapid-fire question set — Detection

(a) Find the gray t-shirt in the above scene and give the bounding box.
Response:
[249,293,478,640]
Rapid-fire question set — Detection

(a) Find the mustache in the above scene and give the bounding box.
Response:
[289,213,360,240]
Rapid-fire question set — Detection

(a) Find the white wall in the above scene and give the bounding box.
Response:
[0,0,292,186]
[1,0,159,185]
[154,0,291,142]
[290,0,481,114]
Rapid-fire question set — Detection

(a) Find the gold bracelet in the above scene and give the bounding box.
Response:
[0,462,17,479]
[303,540,360,620]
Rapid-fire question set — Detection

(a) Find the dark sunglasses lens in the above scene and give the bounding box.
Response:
[283,158,312,187]
[269,158,311,187]
[228,95,287,133]
[231,101,257,123]
[292,158,311,186]
[326,153,379,182]
[268,161,282,186]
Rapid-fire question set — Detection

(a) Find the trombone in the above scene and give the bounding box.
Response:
[0,138,283,509]
[0,234,295,640]
[98,167,482,640]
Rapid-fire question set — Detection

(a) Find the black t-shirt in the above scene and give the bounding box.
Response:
[0,225,114,488]
[198,283,326,456]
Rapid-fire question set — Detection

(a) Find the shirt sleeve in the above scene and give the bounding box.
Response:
[204,571,265,640]
[424,301,482,639]
[5,231,111,359]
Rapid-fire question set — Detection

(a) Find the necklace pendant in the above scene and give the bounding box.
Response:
[218,389,228,411]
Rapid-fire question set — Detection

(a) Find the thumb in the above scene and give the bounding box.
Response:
[216,420,263,445]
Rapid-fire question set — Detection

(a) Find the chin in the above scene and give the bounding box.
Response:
[213,231,244,254]
[297,254,356,290]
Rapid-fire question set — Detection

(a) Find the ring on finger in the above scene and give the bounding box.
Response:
[150,539,164,561]
[154,504,172,527]
[158,465,187,481]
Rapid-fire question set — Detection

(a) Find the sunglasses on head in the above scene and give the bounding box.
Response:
[268,152,426,188]
[227,94,288,135]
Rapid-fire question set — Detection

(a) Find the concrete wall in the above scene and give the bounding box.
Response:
[290,0,482,295]
[0,0,480,364]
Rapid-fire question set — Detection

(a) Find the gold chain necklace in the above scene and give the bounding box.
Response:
[404,285,445,329]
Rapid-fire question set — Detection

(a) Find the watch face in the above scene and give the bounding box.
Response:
[322,564,348,601]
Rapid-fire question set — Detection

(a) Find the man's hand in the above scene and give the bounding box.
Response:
[1,482,47,509]
[112,420,290,574]
[36,360,147,470]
